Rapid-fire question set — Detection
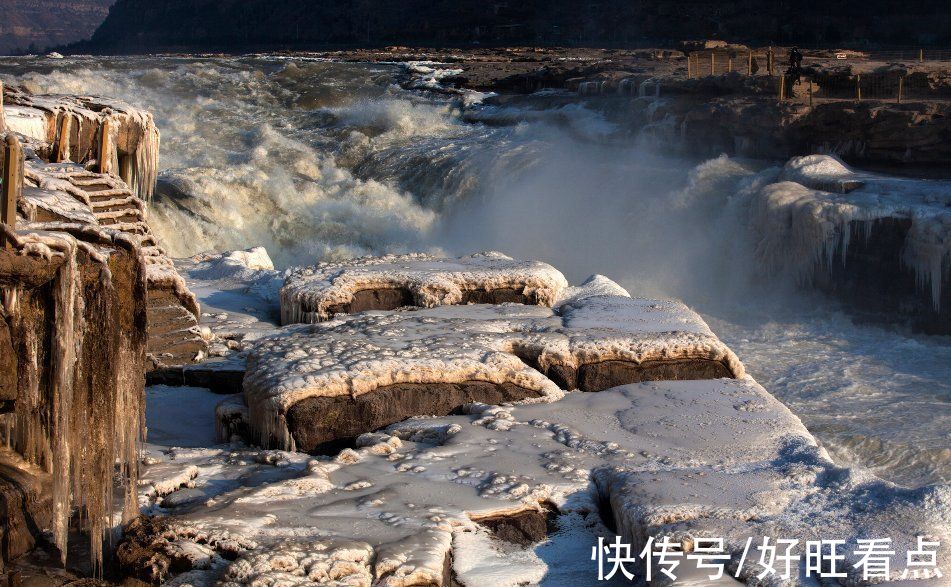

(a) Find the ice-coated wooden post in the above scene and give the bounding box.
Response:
[0,81,5,134]
[897,75,904,104]
[687,54,693,78]
[728,57,733,72]
[1,134,22,250]
[711,52,716,75]
[55,114,71,163]
[919,48,924,62]
[779,74,786,101]
[98,117,112,174]
[767,47,774,76]
[856,74,862,102]
[748,50,753,75]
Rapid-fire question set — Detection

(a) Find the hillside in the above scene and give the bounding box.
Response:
[0,0,115,55]
[71,0,951,54]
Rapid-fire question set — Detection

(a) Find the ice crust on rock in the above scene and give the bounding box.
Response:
[552,273,632,308]
[245,289,744,451]
[0,225,144,572]
[3,85,161,200]
[138,376,949,586]
[752,154,951,309]
[280,251,569,324]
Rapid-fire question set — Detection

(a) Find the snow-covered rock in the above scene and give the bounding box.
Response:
[246,286,744,451]
[280,251,569,324]
[135,377,950,586]
[188,247,276,281]
[751,155,951,317]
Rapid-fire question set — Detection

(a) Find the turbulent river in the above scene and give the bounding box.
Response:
[2,55,948,488]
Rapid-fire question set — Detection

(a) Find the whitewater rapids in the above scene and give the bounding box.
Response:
[1,55,947,487]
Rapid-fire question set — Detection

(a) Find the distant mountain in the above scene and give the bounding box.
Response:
[0,0,116,55]
[71,0,951,54]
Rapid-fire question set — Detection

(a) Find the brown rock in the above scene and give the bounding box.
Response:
[473,504,556,545]
[114,516,173,584]
[577,358,735,392]
[0,456,53,563]
[323,287,537,319]
[286,381,546,453]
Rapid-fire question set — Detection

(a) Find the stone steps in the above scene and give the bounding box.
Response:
[37,166,208,370]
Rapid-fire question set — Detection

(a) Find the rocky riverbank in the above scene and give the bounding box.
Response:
[290,45,951,168]
[0,65,947,586]
[0,87,205,578]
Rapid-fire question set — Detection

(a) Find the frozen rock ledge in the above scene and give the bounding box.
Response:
[280,252,570,324]
[246,266,744,452]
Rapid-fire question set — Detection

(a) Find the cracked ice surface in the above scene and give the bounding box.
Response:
[280,251,569,324]
[751,154,951,309]
[142,376,949,586]
[244,293,744,451]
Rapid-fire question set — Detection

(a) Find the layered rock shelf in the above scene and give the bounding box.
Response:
[3,86,207,369]
[280,252,569,324]
[249,261,743,452]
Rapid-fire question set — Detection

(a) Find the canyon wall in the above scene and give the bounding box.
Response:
[71,0,951,54]
[0,0,115,55]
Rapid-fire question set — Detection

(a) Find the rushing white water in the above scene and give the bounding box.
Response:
[2,55,947,487]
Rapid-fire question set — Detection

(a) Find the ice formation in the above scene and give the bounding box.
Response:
[16,157,204,367]
[247,282,744,451]
[280,252,569,324]
[121,251,948,585]
[2,85,161,200]
[135,376,949,586]
[750,154,951,309]
[0,225,145,573]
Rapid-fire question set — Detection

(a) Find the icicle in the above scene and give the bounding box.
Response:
[129,114,160,202]
[3,230,145,574]
[49,237,80,565]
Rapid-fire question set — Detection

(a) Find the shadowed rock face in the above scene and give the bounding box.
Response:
[577,358,735,391]
[0,0,115,54]
[286,381,545,453]
[321,287,537,318]
[325,288,414,317]
[516,355,734,392]
[814,218,950,334]
[474,504,557,545]
[0,456,52,563]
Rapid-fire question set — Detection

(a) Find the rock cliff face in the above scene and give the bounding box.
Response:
[0,0,115,55]
[71,0,950,54]
[0,225,146,572]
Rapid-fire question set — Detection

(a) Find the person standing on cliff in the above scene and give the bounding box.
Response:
[789,47,803,69]
[787,47,804,85]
